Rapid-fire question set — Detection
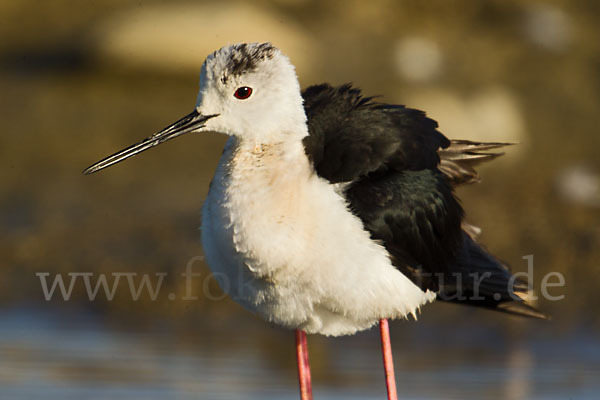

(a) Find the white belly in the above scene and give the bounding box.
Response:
[200,138,434,336]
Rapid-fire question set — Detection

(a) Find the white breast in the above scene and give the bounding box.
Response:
[201,137,435,336]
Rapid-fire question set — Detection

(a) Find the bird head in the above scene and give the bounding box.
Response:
[83,42,306,175]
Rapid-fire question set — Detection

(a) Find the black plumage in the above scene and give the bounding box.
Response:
[303,84,449,183]
[302,83,545,319]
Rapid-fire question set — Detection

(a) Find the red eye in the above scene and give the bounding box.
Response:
[234,86,253,99]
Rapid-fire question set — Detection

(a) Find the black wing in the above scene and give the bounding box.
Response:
[302,84,546,319]
[302,84,449,183]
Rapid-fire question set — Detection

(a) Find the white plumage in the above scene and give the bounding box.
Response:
[202,137,435,336]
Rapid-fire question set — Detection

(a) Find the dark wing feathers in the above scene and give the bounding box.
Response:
[303,84,449,183]
[302,83,546,319]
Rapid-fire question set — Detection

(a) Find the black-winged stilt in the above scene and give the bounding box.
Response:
[84,42,546,400]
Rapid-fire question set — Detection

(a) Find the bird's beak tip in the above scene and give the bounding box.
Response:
[82,166,95,175]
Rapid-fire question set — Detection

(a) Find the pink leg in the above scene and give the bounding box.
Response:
[379,319,398,400]
[295,329,313,400]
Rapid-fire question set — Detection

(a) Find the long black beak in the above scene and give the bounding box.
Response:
[83,110,218,175]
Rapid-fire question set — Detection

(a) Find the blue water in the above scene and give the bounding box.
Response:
[0,307,598,399]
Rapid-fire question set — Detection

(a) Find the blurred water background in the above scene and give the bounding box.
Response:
[1,0,599,399]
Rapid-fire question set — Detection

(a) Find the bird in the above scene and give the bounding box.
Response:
[84,42,546,400]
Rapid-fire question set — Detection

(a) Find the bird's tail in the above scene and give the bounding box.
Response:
[437,233,549,320]
[438,140,513,186]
